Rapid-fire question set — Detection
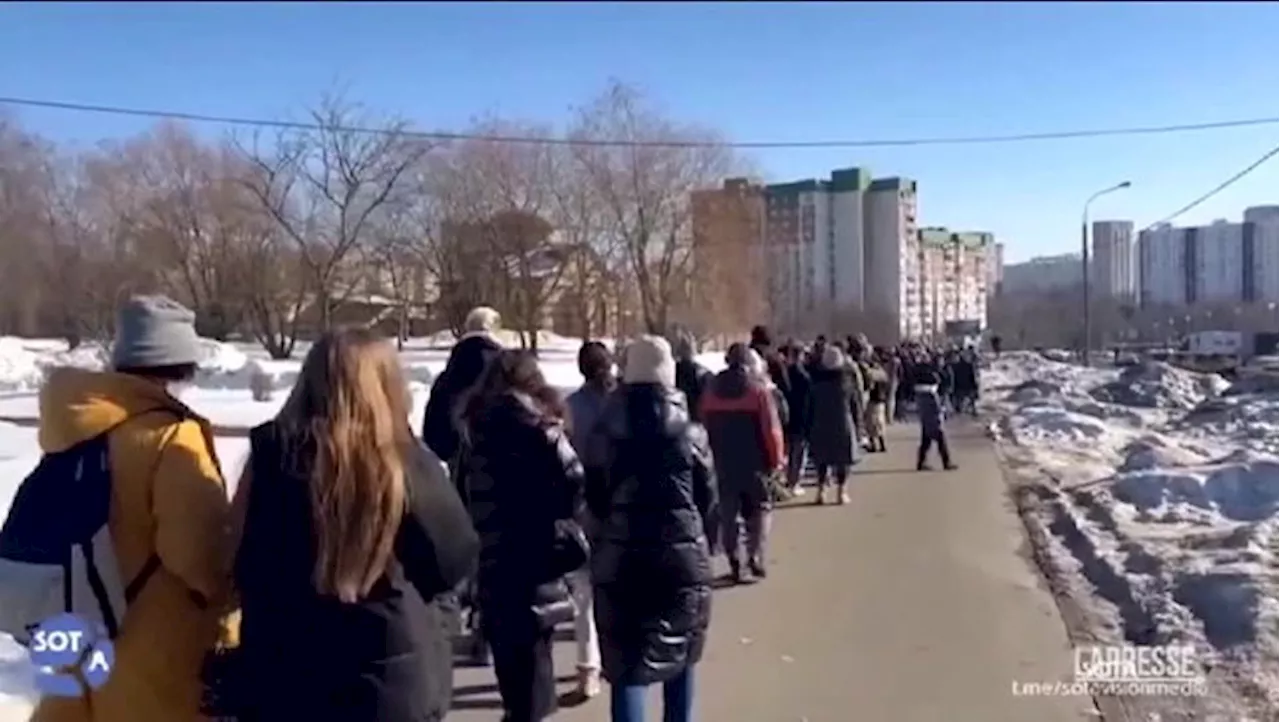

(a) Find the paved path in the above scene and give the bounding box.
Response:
[452,420,1099,721]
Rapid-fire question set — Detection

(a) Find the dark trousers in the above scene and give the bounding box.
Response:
[486,624,557,722]
[951,389,978,415]
[719,486,770,568]
[785,433,808,488]
[917,429,952,468]
[815,464,848,490]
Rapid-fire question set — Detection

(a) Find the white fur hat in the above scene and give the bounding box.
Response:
[622,334,676,387]
[822,345,845,370]
[464,306,501,333]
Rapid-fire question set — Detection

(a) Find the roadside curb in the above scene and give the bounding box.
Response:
[994,439,1155,722]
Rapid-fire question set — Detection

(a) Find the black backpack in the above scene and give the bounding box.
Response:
[0,422,169,645]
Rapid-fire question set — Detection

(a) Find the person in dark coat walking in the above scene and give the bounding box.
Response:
[699,343,784,584]
[915,371,957,471]
[420,306,503,666]
[780,343,813,495]
[749,324,792,398]
[806,335,829,375]
[671,331,712,423]
[231,329,480,722]
[583,335,718,722]
[458,350,586,722]
[421,306,504,466]
[934,353,955,412]
[807,345,859,505]
[950,350,979,415]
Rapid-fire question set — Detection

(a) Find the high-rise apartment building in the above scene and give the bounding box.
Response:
[915,228,995,340]
[988,243,1005,296]
[763,168,872,330]
[1090,220,1136,299]
[760,167,926,339]
[1000,254,1084,295]
[863,177,921,340]
[1137,205,1280,307]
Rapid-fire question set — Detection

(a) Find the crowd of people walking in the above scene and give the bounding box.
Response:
[3,296,982,722]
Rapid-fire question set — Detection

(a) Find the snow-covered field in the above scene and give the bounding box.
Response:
[0,332,724,720]
[985,351,1279,721]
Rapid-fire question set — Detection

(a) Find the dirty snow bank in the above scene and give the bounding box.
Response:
[985,352,1279,720]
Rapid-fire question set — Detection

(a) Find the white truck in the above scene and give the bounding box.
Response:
[1186,331,1244,357]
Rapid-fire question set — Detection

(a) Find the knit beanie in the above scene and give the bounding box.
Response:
[111,295,201,370]
[622,335,676,387]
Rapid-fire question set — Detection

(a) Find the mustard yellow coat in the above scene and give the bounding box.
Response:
[29,369,232,722]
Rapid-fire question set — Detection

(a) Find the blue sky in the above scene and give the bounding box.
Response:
[2,2,1276,262]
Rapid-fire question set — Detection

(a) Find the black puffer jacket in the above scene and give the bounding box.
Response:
[674,358,711,423]
[783,362,813,436]
[459,391,583,623]
[421,333,502,463]
[585,383,718,686]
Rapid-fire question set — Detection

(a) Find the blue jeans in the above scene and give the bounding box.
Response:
[611,666,695,722]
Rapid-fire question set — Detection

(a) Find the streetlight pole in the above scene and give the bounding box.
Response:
[1081,181,1131,366]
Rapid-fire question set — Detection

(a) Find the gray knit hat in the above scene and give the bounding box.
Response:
[111,295,201,370]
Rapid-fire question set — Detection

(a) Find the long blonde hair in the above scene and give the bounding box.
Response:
[278,328,414,603]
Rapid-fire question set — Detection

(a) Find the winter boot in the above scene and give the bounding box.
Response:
[576,665,602,699]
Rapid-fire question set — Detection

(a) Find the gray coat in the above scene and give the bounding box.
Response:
[807,367,858,466]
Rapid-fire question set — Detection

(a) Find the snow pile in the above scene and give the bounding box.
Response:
[1177,394,1280,457]
[195,339,250,375]
[0,338,45,393]
[1005,404,1113,445]
[1091,361,1231,410]
[986,351,1280,719]
[0,336,262,395]
[1111,454,1279,525]
[1118,435,1213,472]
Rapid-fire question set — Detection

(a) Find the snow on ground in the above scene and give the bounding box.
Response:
[0,333,725,720]
[985,351,1279,720]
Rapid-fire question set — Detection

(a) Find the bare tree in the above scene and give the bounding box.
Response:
[435,123,576,353]
[238,224,310,359]
[546,145,610,339]
[0,116,56,335]
[97,123,261,339]
[34,147,157,348]
[569,81,739,335]
[236,94,432,332]
[363,198,429,348]
[689,180,767,340]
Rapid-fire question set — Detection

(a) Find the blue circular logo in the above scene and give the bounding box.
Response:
[30,613,114,697]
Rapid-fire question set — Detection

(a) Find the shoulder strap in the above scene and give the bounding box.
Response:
[110,409,186,606]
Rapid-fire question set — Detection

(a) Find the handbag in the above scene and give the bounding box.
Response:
[548,518,590,580]
[765,469,792,503]
[531,578,576,631]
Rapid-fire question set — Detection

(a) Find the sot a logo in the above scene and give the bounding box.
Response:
[30,613,114,697]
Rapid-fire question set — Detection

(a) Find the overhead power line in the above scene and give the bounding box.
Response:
[1141,146,1279,231]
[0,95,1276,150]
